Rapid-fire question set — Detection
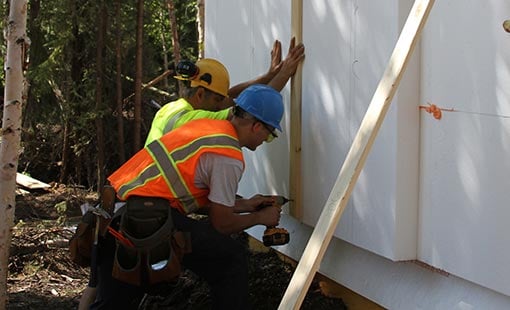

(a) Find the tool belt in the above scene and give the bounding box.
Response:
[111,196,191,287]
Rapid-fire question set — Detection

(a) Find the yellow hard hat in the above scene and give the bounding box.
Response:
[190,58,230,97]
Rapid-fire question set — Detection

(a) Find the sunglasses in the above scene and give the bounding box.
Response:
[260,122,278,143]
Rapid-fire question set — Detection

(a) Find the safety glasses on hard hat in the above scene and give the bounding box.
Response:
[260,122,278,143]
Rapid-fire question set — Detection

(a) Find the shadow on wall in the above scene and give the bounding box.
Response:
[300,0,399,252]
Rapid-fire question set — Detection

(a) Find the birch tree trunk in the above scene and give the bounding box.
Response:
[133,0,144,152]
[197,0,205,59]
[0,1,28,308]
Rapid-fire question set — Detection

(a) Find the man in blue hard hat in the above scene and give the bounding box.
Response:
[91,84,285,310]
[80,40,304,309]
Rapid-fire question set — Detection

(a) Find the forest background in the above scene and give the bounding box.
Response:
[0,0,201,191]
[0,2,352,308]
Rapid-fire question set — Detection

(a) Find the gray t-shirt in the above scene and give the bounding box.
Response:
[194,152,243,207]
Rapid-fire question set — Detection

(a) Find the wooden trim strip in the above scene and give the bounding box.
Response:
[289,0,303,220]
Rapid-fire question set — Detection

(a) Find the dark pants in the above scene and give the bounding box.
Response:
[90,208,249,310]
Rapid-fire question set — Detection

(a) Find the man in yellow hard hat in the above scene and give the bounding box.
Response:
[144,38,305,146]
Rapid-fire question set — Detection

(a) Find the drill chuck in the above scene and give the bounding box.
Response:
[273,196,290,206]
[262,195,291,207]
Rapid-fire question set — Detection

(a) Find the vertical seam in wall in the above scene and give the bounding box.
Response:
[351,0,360,145]
[349,0,359,239]
[250,0,255,77]
[416,12,424,259]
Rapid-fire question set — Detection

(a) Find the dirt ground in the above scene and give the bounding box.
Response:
[7,185,347,309]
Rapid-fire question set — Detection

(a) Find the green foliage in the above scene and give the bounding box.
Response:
[54,200,68,225]
[8,0,199,188]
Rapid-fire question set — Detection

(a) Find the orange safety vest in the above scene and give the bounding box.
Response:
[108,119,244,214]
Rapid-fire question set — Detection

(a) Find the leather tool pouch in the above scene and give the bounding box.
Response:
[112,196,191,286]
[69,185,116,267]
[69,211,95,267]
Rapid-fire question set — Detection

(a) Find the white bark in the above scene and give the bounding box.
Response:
[197,0,204,59]
[0,1,28,308]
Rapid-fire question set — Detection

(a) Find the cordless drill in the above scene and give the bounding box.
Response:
[259,195,292,246]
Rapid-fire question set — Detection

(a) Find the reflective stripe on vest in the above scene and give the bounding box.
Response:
[116,164,160,198]
[162,109,188,135]
[118,133,241,213]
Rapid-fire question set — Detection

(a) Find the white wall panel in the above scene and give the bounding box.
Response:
[420,0,510,296]
[300,0,420,260]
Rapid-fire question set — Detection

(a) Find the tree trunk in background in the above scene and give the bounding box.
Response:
[166,0,183,96]
[115,0,126,164]
[160,11,170,90]
[133,0,144,152]
[22,0,38,129]
[95,1,107,189]
[0,1,28,307]
[197,0,205,59]
[60,0,82,184]
[59,118,71,184]
[50,79,70,184]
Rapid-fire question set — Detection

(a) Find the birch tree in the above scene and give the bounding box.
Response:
[0,1,29,308]
[197,0,204,59]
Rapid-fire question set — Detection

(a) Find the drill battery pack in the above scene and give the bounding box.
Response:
[263,227,290,246]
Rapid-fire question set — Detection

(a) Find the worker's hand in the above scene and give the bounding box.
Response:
[234,194,273,213]
[266,40,283,80]
[209,201,279,235]
[267,37,305,91]
[250,194,275,211]
[279,37,305,77]
[257,206,281,227]
[233,194,272,213]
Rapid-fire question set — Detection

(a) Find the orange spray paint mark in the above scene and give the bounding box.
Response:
[419,103,454,120]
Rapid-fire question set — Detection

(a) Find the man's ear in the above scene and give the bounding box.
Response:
[251,121,263,134]
[195,87,206,100]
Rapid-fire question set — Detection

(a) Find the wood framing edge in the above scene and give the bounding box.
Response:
[289,0,303,220]
[278,0,436,309]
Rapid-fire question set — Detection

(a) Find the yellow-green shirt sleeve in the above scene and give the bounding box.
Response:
[173,108,231,129]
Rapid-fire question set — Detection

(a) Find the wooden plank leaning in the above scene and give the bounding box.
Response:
[278,0,436,309]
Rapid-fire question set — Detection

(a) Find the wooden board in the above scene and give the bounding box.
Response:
[16,173,51,190]
[278,0,436,308]
[289,0,303,219]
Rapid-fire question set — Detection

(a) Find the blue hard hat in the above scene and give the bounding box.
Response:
[234,84,284,131]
